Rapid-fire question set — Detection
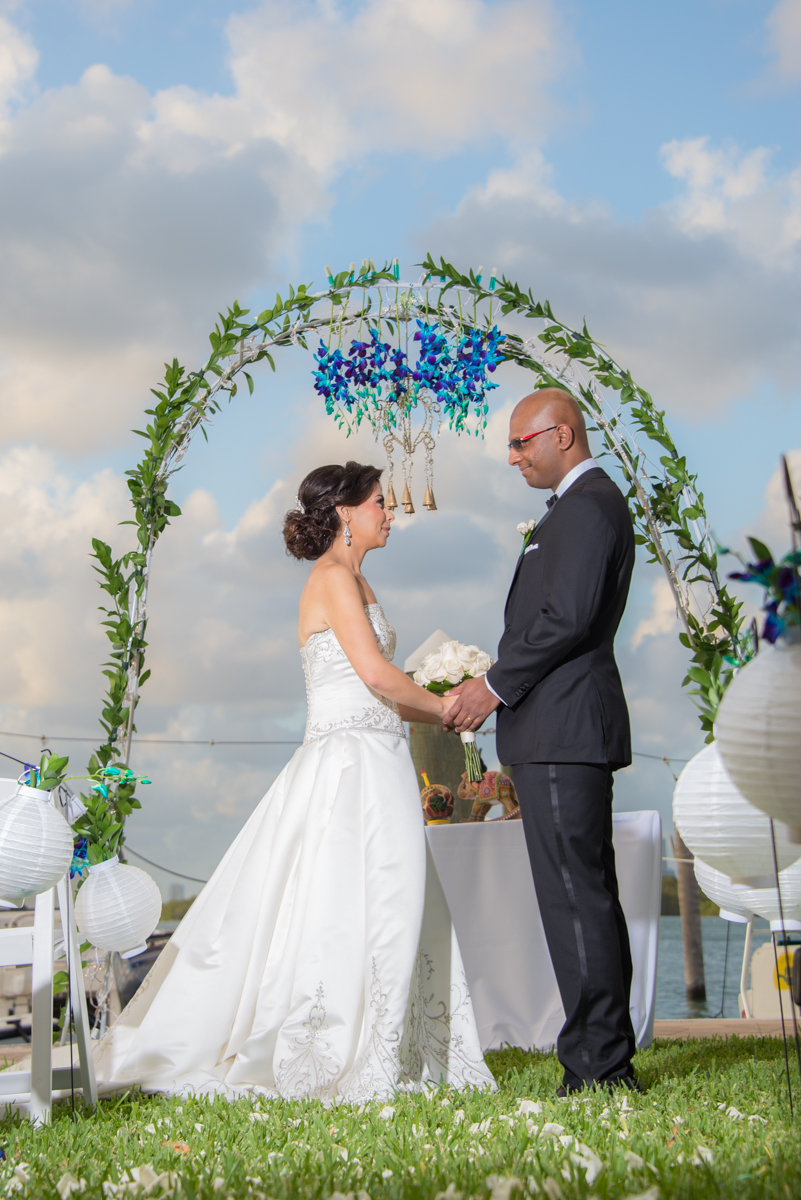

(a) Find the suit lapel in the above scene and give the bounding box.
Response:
[503,469,608,618]
[505,508,550,615]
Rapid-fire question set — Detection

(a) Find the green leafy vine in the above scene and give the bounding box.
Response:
[80,257,740,859]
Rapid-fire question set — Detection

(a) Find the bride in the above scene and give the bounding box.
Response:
[93,461,495,1100]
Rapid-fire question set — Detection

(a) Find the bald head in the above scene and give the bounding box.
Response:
[508,388,592,492]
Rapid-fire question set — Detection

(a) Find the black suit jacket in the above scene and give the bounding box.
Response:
[487,466,634,767]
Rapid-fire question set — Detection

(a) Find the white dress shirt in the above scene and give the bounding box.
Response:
[484,457,599,704]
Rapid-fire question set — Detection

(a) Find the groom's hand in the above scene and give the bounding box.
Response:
[444,676,500,733]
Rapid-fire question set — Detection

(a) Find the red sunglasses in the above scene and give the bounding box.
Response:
[508,425,558,452]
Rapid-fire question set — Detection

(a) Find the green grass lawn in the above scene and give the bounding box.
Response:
[1,1038,798,1199]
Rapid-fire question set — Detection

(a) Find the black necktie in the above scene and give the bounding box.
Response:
[546,494,558,510]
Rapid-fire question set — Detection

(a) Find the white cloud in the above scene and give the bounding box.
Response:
[416,132,801,416]
[740,448,801,551]
[0,14,36,124]
[0,446,132,708]
[0,0,569,456]
[216,0,565,176]
[0,48,324,453]
[766,0,801,80]
[631,577,679,649]
[661,136,801,262]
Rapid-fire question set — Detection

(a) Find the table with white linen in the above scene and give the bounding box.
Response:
[425,811,662,1053]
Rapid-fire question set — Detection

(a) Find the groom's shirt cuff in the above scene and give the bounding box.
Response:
[484,675,505,705]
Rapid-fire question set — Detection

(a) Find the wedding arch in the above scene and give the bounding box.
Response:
[75,257,749,860]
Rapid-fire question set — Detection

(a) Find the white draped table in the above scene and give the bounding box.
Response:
[425,811,662,1053]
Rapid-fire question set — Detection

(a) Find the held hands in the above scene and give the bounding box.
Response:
[442,675,500,734]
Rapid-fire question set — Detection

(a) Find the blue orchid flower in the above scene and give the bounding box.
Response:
[70,837,89,879]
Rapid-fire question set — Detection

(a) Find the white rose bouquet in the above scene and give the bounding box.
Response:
[413,640,495,781]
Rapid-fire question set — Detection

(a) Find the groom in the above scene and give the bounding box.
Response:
[446,387,638,1094]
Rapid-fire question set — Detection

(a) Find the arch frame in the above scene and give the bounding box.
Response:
[74,258,748,861]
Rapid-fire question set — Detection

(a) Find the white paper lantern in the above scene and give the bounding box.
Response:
[75,856,162,957]
[716,639,801,842]
[673,742,801,886]
[693,858,752,923]
[737,858,801,932]
[0,783,74,903]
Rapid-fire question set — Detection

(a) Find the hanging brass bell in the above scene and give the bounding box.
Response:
[423,485,437,511]
[401,481,414,513]
[385,482,397,510]
[404,498,415,514]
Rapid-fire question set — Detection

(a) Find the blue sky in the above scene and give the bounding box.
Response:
[0,0,799,889]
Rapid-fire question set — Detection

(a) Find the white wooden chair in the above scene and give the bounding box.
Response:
[0,878,97,1124]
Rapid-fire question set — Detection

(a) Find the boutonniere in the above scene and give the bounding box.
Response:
[517,519,536,556]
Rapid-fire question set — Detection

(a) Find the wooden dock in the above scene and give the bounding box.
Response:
[653,1018,787,1039]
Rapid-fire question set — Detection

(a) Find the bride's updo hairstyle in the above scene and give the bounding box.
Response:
[283,461,383,561]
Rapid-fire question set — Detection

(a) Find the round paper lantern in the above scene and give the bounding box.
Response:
[673,742,801,886]
[75,856,162,957]
[716,640,801,842]
[0,784,74,903]
[693,858,752,923]
[737,857,801,932]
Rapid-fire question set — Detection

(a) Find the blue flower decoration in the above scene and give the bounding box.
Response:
[312,321,505,430]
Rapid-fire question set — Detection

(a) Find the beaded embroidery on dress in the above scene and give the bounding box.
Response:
[87,601,495,1100]
[301,605,404,742]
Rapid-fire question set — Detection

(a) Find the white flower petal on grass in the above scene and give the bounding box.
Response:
[624,1150,645,1171]
[143,1124,156,1135]
[56,1175,86,1200]
[486,1175,523,1200]
[469,1119,492,1134]
[748,1114,767,1125]
[539,1123,565,1140]
[569,1143,603,1185]
[623,1188,661,1200]
[435,1186,462,1200]
[381,1170,393,1180]
[248,1112,268,1122]
[378,1105,395,1120]
[525,1120,539,1136]
[542,1179,563,1200]
[692,1146,713,1165]
[212,1180,226,1192]
[453,1109,465,1125]
[517,1100,542,1116]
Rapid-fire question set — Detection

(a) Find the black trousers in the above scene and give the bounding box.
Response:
[514,762,635,1088]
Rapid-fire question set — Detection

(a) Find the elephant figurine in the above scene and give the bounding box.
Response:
[457,770,520,822]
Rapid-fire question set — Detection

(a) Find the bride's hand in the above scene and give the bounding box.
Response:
[440,691,458,721]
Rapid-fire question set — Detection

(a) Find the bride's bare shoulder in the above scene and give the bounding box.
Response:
[300,561,363,615]
[306,560,360,595]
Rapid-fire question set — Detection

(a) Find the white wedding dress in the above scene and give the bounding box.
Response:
[93,604,495,1100]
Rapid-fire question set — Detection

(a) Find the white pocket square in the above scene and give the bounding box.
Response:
[524,543,539,554]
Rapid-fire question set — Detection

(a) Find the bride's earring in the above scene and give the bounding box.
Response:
[343,515,352,546]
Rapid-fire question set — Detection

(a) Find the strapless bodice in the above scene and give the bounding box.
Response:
[300,603,405,743]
